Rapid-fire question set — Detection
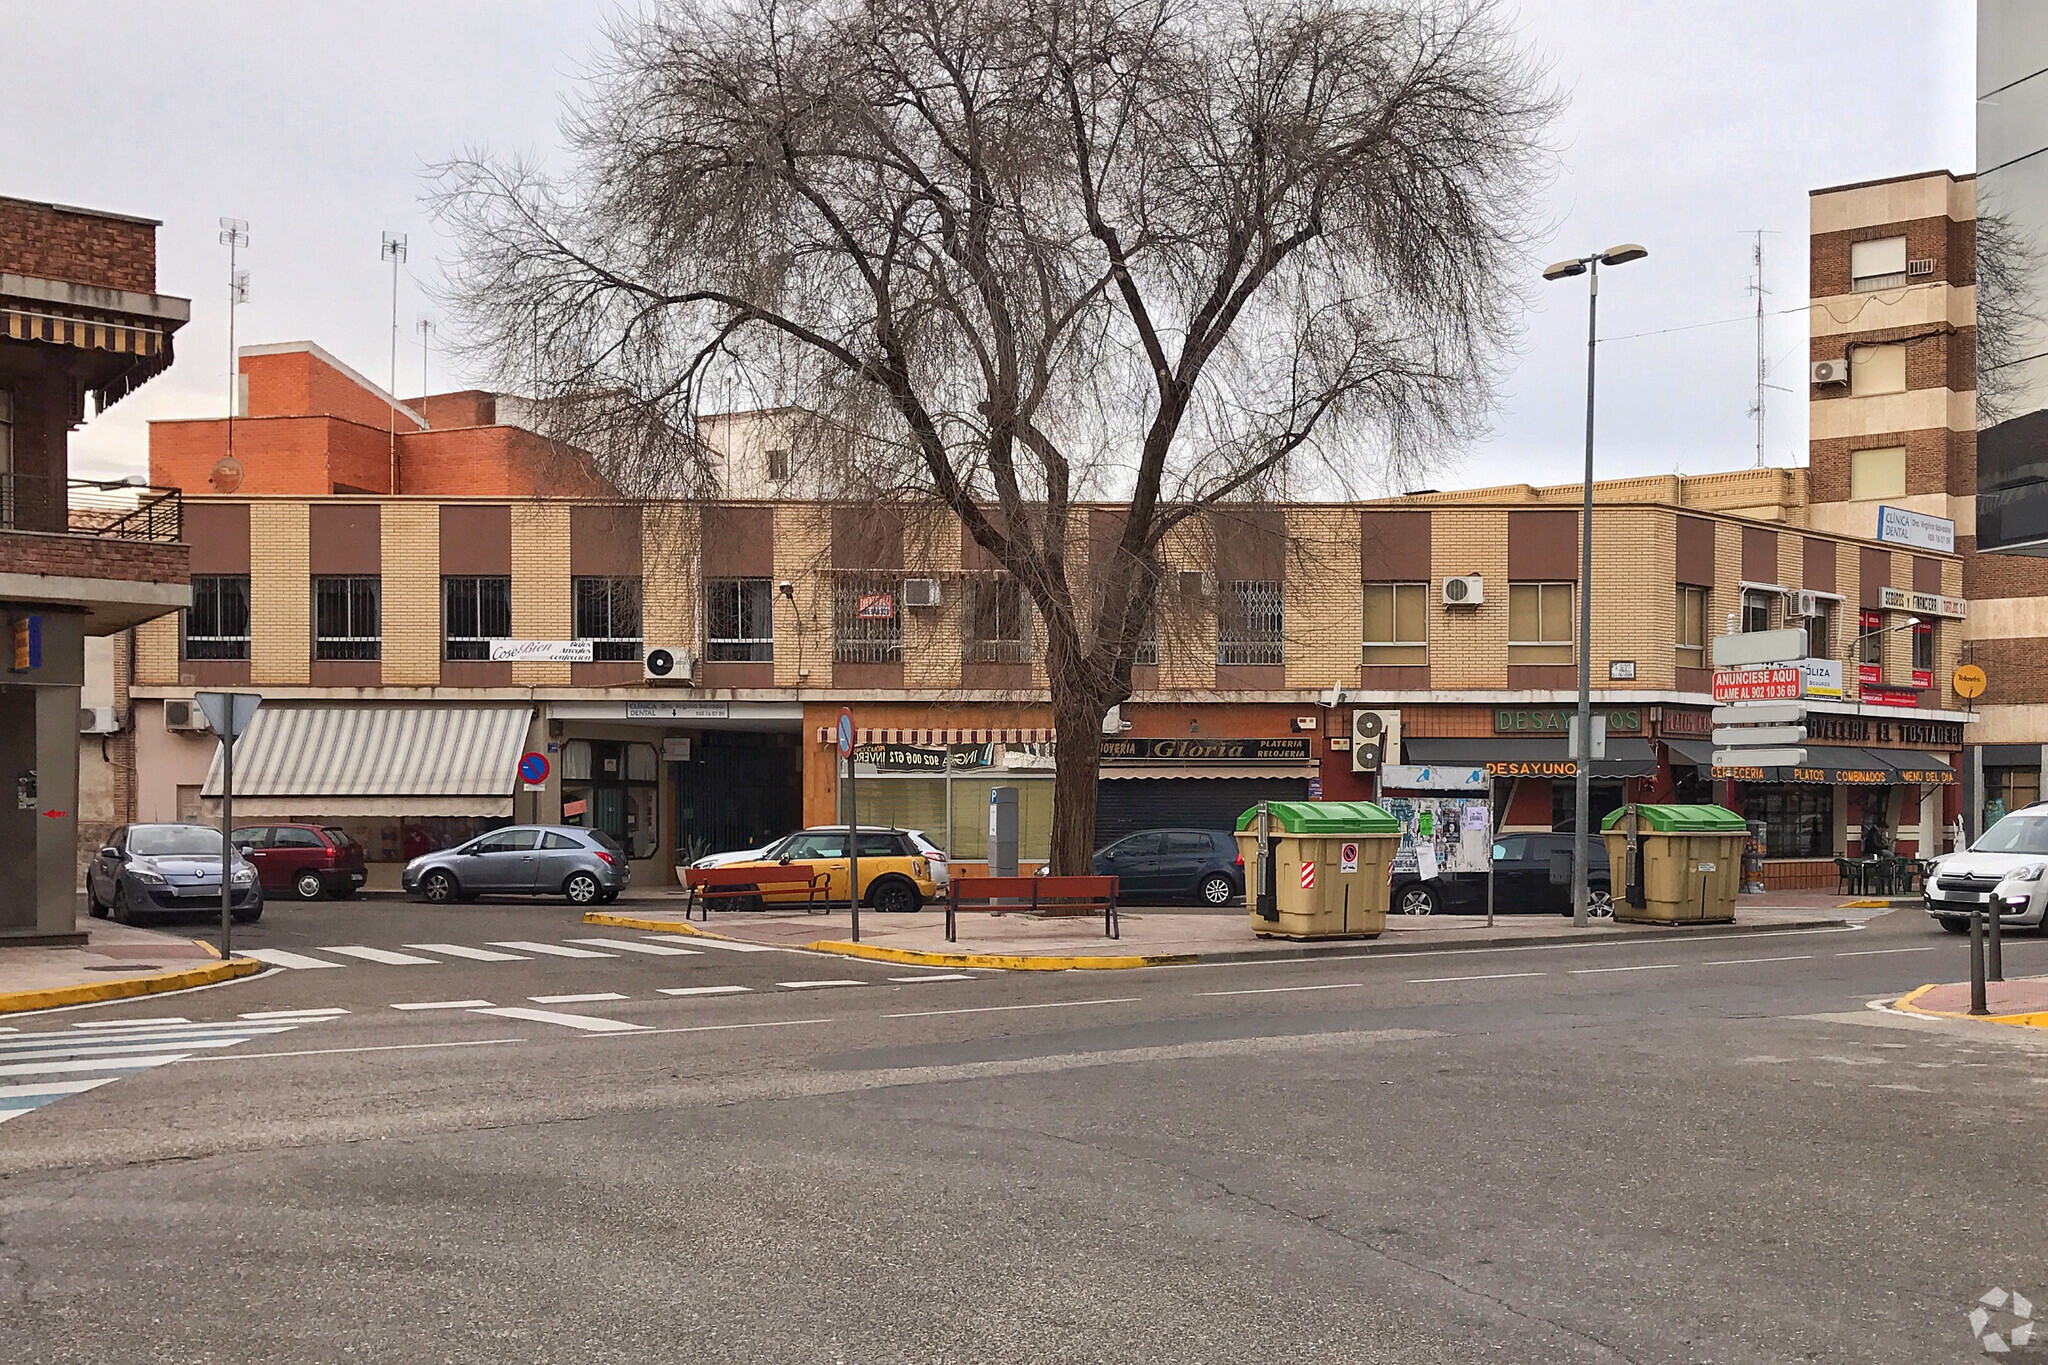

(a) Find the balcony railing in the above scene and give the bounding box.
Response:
[0,473,182,543]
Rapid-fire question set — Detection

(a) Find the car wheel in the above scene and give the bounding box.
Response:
[110,881,139,926]
[1198,873,1236,907]
[595,889,619,904]
[420,870,458,905]
[1396,884,1439,916]
[293,871,326,901]
[1587,885,1615,919]
[564,872,601,906]
[86,882,110,919]
[232,906,263,925]
[869,877,920,914]
[1939,916,1969,935]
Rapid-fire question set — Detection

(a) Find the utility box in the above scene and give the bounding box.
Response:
[1601,804,1747,924]
[1235,800,1401,940]
[988,786,1019,877]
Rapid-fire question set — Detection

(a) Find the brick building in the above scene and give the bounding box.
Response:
[1,194,189,939]
[126,345,1971,893]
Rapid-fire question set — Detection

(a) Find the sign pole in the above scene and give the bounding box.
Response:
[220,725,234,961]
[838,710,859,943]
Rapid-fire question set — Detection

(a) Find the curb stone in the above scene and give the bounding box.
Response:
[0,956,263,1016]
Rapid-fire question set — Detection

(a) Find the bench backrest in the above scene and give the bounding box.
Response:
[686,862,820,889]
[950,875,1116,903]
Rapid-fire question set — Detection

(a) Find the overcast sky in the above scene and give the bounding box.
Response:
[11,1,1974,487]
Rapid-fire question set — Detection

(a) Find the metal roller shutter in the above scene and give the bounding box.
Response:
[1094,778,1313,847]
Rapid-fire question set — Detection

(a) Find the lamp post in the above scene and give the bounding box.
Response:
[1544,243,1648,927]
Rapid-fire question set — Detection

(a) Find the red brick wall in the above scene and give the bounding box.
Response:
[1810,214,1973,295]
[0,198,156,292]
[150,415,396,495]
[1808,428,1973,501]
[398,426,611,496]
[242,350,423,433]
[1,529,188,584]
[408,391,497,428]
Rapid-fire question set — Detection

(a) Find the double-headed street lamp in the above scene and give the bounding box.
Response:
[1543,243,1648,928]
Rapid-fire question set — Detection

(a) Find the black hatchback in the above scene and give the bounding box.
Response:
[1093,829,1243,906]
[1390,832,1612,918]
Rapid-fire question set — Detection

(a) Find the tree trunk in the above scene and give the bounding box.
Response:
[1049,678,1111,876]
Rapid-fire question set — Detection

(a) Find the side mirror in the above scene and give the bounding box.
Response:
[100,847,119,859]
[238,845,256,856]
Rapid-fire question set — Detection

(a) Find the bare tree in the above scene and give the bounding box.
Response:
[1976,203,2046,428]
[434,0,1554,871]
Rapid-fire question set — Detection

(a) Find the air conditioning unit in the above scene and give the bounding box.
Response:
[78,706,119,735]
[1101,704,1131,735]
[1787,589,1823,619]
[1350,708,1402,775]
[1442,574,1484,607]
[1178,569,1214,600]
[643,646,699,685]
[903,578,942,609]
[164,700,210,733]
[1907,258,1935,277]
[1810,358,1849,386]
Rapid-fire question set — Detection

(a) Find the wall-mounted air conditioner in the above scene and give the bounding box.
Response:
[79,706,119,735]
[164,700,210,732]
[903,578,942,608]
[643,647,699,685]
[1810,358,1848,386]
[1442,574,1484,607]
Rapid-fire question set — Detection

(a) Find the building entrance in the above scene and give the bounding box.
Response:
[673,730,802,861]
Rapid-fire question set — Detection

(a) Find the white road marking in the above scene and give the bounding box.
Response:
[391,999,496,1011]
[1568,963,1682,975]
[657,985,752,997]
[628,1018,831,1037]
[1835,946,1942,957]
[1406,972,1550,984]
[488,941,616,958]
[320,946,441,965]
[0,1054,187,1078]
[468,1006,648,1033]
[529,992,629,1004]
[0,1077,119,1100]
[889,973,979,983]
[71,1017,190,1029]
[566,937,701,956]
[0,1032,294,1062]
[778,979,868,990]
[1701,955,1814,967]
[242,949,343,970]
[193,1038,520,1062]
[882,997,1140,1020]
[645,935,780,953]
[403,943,530,961]
[1199,983,1361,997]
[239,1007,350,1020]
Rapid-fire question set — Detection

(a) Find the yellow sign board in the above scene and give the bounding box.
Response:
[1953,663,1987,699]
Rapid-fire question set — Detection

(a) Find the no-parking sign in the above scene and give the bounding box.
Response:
[518,751,550,785]
[1340,842,1359,873]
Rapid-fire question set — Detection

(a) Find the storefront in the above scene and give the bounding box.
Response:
[1397,735,1659,834]
[824,726,1057,868]
[1096,736,1317,843]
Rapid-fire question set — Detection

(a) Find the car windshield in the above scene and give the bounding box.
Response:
[323,827,357,848]
[589,830,625,855]
[1972,815,2048,855]
[128,826,225,858]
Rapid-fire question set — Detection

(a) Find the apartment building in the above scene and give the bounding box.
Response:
[126,343,1972,891]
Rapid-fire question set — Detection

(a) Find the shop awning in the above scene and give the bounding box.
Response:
[1401,737,1658,779]
[817,726,1054,746]
[1710,746,1956,785]
[1665,739,1717,770]
[202,704,535,817]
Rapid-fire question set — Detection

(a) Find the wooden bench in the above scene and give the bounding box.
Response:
[944,875,1120,943]
[683,863,828,920]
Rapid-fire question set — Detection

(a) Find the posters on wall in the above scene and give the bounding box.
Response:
[1385,797,1494,877]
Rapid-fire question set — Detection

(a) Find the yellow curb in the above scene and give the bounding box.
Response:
[581,911,729,940]
[800,939,1193,971]
[0,956,263,1016]
[1891,982,2048,1030]
[1838,900,1893,909]
[194,937,223,958]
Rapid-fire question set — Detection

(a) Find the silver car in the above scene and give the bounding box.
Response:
[403,825,630,907]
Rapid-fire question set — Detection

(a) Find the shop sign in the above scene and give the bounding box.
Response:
[625,701,731,720]
[1100,736,1313,763]
[1492,708,1640,735]
[1658,709,1714,737]
[1489,760,1579,778]
[1712,667,1801,702]
[1860,684,1920,709]
[1800,658,1844,699]
[1608,660,1636,681]
[1806,714,1963,747]
[1877,586,1968,620]
[1875,505,1956,554]
[489,639,595,663]
[854,742,993,772]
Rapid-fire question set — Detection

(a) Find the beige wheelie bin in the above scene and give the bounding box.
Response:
[1601,804,1747,924]
[1235,800,1402,940]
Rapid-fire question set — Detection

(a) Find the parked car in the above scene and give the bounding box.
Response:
[692,827,950,885]
[1390,832,1612,917]
[87,823,263,925]
[402,825,630,906]
[1092,829,1243,906]
[232,823,368,901]
[1924,803,2048,933]
[706,826,942,912]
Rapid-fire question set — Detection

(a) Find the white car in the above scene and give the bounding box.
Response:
[690,826,950,884]
[1924,803,2048,933]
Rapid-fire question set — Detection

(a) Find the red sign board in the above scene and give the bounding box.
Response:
[1860,685,1919,709]
[1911,669,1933,690]
[1712,667,1802,702]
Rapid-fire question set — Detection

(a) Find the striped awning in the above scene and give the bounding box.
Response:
[1,301,174,411]
[816,726,1056,746]
[203,705,535,815]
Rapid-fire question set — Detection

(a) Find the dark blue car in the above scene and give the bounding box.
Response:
[1093,829,1243,906]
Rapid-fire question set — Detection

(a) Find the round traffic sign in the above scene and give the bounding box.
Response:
[1953,663,1987,699]
[837,711,855,759]
[518,751,550,784]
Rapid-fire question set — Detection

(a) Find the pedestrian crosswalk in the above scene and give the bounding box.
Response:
[0,1017,331,1127]
[240,933,777,971]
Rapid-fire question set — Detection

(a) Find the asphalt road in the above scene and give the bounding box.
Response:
[3,897,2045,1363]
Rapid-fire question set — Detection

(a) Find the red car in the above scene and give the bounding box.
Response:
[232,823,369,901]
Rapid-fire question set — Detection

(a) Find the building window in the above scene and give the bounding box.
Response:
[765,448,790,482]
[1134,613,1158,667]
[1985,769,2041,827]
[1507,582,1573,666]
[1912,618,1934,676]
[1848,343,1906,397]
[964,575,1031,663]
[1361,582,1428,666]
[1849,235,1908,292]
[1848,446,1907,500]
[442,575,511,661]
[1801,603,1835,661]
[313,576,380,660]
[833,573,902,663]
[1741,589,1774,634]
[705,577,774,661]
[573,576,643,662]
[185,574,251,661]
[1744,786,1834,859]
[1857,609,1884,678]
[1675,585,1708,670]
[1217,580,1283,666]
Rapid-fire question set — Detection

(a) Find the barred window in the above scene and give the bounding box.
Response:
[313,576,380,661]
[706,577,774,661]
[834,573,902,663]
[574,577,643,662]
[1217,580,1282,666]
[443,576,511,661]
[186,575,250,661]
[964,576,1030,663]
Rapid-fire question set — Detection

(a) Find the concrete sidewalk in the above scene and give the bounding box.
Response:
[0,915,259,1013]
[1896,977,2048,1029]
[587,900,1855,970]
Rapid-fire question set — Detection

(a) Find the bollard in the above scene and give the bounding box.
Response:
[1969,908,1990,1016]
[1989,898,2005,983]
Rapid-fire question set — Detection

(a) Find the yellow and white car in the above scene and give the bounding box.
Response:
[713,825,943,913]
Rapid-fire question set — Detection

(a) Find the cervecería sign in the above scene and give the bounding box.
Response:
[1100,737,1313,763]
[1493,708,1641,735]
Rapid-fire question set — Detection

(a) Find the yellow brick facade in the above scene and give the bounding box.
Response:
[510,502,572,687]
[772,503,830,688]
[378,503,440,685]
[135,614,179,686]
[641,503,699,654]
[249,502,310,685]
[1284,508,1362,688]
[1428,509,1508,688]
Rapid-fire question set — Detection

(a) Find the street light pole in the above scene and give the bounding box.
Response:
[1545,244,1647,927]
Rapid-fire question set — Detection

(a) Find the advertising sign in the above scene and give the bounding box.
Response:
[1386,798,1494,877]
[1100,737,1313,763]
[1799,657,1844,700]
[1878,587,1968,620]
[1876,505,1957,553]
[1379,764,1489,792]
[1857,611,1882,686]
[1712,667,1802,702]
[1860,684,1920,709]
[488,639,596,663]
[855,593,896,620]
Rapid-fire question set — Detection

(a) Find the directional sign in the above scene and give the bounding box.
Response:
[1711,629,1810,668]
[1711,703,1805,726]
[517,751,550,785]
[1712,725,1808,748]
[1713,747,1807,769]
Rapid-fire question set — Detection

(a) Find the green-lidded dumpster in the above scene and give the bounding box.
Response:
[1235,801,1402,939]
[1601,804,1746,924]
